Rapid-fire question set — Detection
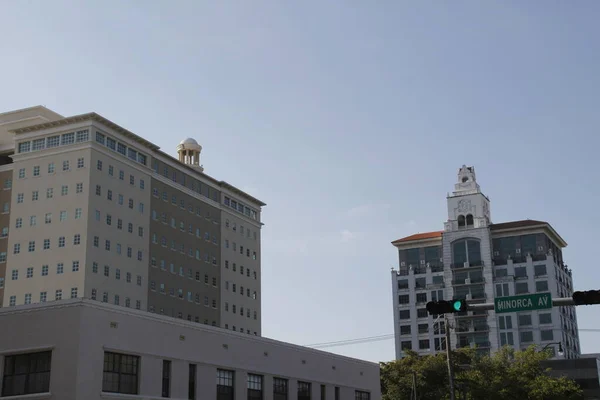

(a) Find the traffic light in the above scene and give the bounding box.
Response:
[426,299,468,315]
[572,290,600,305]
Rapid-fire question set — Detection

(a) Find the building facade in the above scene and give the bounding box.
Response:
[391,165,579,360]
[0,299,380,400]
[0,106,264,336]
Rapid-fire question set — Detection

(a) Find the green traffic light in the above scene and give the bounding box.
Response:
[453,301,462,311]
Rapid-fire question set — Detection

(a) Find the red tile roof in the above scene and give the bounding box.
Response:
[391,219,567,247]
[392,231,443,245]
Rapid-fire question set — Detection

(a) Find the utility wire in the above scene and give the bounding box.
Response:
[305,328,600,349]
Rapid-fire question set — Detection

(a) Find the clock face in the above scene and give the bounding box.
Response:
[457,199,471,213]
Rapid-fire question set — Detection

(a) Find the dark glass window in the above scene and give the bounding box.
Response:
[2,351,51,396]
[298,382,311,400]
[453,241,467,265]
[217,369,234,400]
[273,378,288,400]
[400,325,411,335]
[102,352,139,394]
[189,364,196,400]
[521,234,536,256]
[406,248,420,267]
[321,384,326,400]
[399,310,410,319]
[335,387,340,400]
[417,308,428,318]
[401,341,412,350]
[162,360,171,397]
[416,293,427,303]
[247,374,263,400]
[424,246,439,264]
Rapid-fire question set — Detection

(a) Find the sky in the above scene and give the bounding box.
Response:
[1,1,600,363]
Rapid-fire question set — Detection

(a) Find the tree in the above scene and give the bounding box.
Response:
[381,346,583,400]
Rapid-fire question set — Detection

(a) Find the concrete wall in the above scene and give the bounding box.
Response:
[0,300,380,400]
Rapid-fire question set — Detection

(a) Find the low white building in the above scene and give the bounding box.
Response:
[0,299,380,400]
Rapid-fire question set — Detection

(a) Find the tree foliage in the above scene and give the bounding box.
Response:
[380,346,583,400]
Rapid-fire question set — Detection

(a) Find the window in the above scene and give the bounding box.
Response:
[498,315,512,329]
[162,360,171,397]
[355,391,370,400]
[48,162,55,173]
[298,382,311,400]
[97,160,103,170]
[102,352,139,394]
[248,374,263,400]
[15,218,22,228]
[57,263,64,274]
[515,282,529,294]
[418,323,428,334]
[55,290,62,300]
[18,168,25,179]
[72,261,80,272]
[13,243,20,254]
[40,292,47,302]
[74,234,81,245]
[60,211,67,221]
[11,269,18,280]
[1,351,52,396]
[500,332,514,346]
[217,369,234,400]
[534,264,547,276]
[416,293,427,303]
[189,364,197,400]
[114,295,120,305]
[45,213,52,224]
[400,325,411,335]
[63,160,70,171]
[419,339,430,350]
[24,294,31,304]
[77,157,84,168]
[536,281,549,292]
[273,378,288,400]
[140,179,145,189]
[496,283,509,297]
[71,287,78,298]
[0,252,5,263]
[46,188,53,199]
[518,314,532,326]
[104,265,110,277]
[539,313,552,324]
[541,330,554,341]
[9,296,16,306]
[16,193,23,203]
[96,185,101,196]
[399,310,411,320]
[514,267,527,278]
[107,190,112,200]
[417,308,428,318]
[76,183,83,193]
[27,267,33,278]
[42,265,48,276]
[520,331,534,343]
[28,241,35,252]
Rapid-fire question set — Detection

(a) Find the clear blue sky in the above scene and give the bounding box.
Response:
[2,1,600,363]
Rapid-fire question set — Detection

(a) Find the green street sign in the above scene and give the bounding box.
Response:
[494,292,552,314]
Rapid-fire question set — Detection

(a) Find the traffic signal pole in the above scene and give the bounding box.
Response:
[445,315,456,400]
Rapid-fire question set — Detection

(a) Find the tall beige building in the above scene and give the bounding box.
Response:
[0,106,264,335]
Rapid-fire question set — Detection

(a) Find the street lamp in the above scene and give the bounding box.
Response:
[540,342,563,356]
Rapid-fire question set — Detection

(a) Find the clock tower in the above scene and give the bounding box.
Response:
[445,165,491,231]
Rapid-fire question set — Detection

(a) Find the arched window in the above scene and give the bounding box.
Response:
[466,214,474,226]
[458,215,466,227]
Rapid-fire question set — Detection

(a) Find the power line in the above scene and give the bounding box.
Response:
[305,328,600,349]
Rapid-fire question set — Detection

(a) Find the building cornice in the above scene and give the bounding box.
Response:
[0,299,378,368]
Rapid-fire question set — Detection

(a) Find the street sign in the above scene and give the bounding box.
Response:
[494,292,552,314]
